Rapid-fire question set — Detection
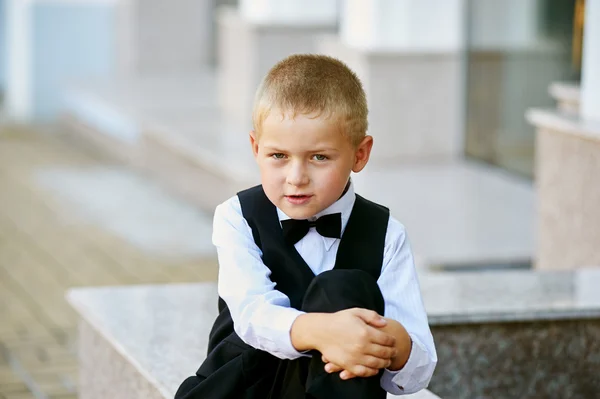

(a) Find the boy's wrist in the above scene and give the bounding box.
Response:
[290,312,328,352]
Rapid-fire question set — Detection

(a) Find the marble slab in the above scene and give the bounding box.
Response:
[419,268,600,324]
[34,166,216,261]
[68,267,600,395]
[527,108,600,142]
[352,161,534,268]
[430,319,600,398]
[68,283,442,398]
[527,108,600,270]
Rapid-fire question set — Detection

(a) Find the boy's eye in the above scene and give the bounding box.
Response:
[271,153,286,159]
[312,154,328,161]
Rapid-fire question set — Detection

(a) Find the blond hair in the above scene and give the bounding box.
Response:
[252,54,368,147]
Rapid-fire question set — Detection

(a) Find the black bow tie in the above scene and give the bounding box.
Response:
[281,213,342,245]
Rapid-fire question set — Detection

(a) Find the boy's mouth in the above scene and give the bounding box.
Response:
[285,194,313,205]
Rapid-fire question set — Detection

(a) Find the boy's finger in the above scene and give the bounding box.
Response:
[361,355,392,370]
[366,343,397,360]
[368,327,396,347]
[340,370,358,380]
[346,365,378,379]
[352,308,386,327]
[325,362,343,373]
[321,355,329,363]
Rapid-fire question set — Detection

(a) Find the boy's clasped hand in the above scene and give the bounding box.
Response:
[292,308,412,380]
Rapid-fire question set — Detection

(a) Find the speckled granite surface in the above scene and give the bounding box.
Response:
[68,268,600,398]
[78,319,166,399]
[69,283,218,398]
[430,320,600,399]
[419,268,600,324]
[68,283,440,398]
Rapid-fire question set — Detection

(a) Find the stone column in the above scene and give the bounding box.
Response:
[115,0,215,76]
[526,0,600,270]
[217,0,337,124]
[320,0,465,162]
[5,0,32,121]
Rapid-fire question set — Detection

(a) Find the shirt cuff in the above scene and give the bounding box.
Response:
[380,334,434,395]
[255,308,307,360]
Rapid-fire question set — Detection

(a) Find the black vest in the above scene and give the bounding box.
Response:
[196,185,390,397]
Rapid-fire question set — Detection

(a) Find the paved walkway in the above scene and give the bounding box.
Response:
[0,127,218,398]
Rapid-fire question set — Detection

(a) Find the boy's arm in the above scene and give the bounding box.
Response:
[213,196,305,360]
[215,196,397,372]
[376,217,437,395]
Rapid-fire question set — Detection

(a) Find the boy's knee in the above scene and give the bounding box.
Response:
[301,269,384,314]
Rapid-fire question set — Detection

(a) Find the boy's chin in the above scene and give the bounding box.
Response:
[279,204,320,220]
[281,208,315,220]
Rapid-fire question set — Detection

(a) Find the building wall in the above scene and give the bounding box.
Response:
[32,3,115,120]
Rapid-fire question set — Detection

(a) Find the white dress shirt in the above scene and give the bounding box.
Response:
[212,182,437,395]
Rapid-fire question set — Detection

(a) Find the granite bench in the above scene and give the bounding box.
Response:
[67,283,441,399]
[68,267,600,399]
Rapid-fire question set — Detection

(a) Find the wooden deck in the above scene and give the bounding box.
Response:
[0,127,218,398]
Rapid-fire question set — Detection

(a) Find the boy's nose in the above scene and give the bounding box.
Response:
[286,163,309,186]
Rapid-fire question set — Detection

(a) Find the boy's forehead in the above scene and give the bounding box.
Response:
[259,115,349,148]
[263,107,334,124]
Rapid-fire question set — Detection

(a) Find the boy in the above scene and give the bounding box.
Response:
[176,54,437,398]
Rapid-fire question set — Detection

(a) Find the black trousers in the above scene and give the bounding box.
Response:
[175,269,387,399]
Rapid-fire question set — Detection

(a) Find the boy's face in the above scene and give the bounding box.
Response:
[250,110,373,219]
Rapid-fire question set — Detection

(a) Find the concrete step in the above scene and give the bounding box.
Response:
[62,73,535,270]
[62,72,259,211]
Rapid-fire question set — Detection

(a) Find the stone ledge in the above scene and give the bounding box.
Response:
[68,266,600,398]
[548,82,580,114]
[526,108,600,143]
[62,74,535,269]
[67,283,442,398]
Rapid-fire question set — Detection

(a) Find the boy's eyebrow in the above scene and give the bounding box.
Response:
[262,146,286,152]
[262,146,339,153]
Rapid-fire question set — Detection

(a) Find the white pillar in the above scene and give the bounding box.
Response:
[239,0,338,24]
[217,1,337,121]
[5,0,116,122]
[341,0,465,51]
[581,0,600,121]
[119,0,215,75]
[326,0,465,161]
[5,0,32,121]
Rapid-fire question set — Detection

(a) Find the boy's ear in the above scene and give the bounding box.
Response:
[249,130,259,158]
[352,135,373,173]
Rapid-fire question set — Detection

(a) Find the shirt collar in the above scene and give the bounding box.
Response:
[277,179,356,251]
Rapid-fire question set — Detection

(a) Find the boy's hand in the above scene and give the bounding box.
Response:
[312,308,397,378]
[322,317,413,380]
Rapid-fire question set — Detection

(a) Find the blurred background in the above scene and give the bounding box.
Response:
[0,0,599,398]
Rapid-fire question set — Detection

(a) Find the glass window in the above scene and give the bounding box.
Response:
[464,0,579,178]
